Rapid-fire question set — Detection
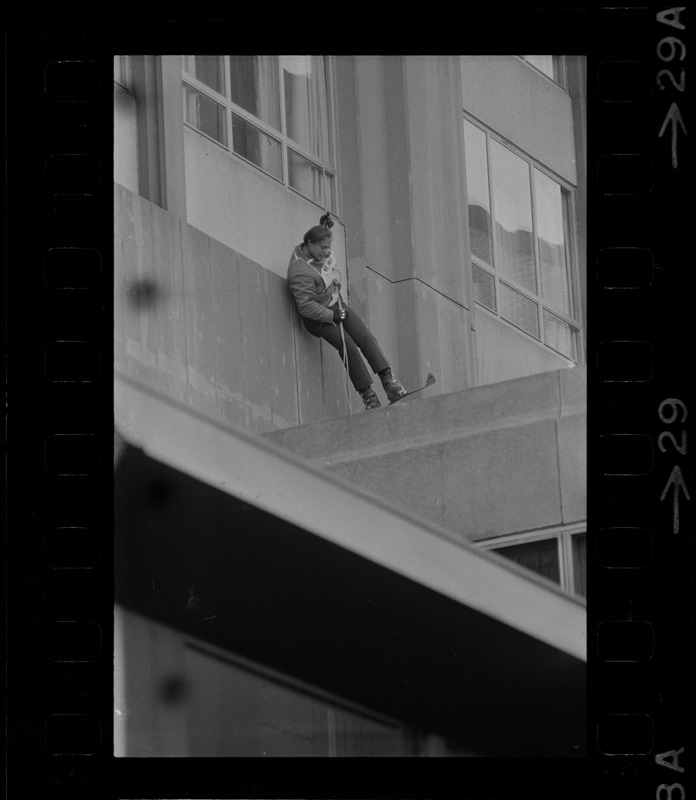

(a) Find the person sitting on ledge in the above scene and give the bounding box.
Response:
[287,212,407,410]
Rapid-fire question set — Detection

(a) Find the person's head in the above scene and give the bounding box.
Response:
[302,212,334,261]
[303,225,333,248]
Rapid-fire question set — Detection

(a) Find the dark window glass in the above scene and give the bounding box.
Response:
[496,538,560,584]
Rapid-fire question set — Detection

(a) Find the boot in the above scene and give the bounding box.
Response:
[380,368,407,402]
[359,386,381,410]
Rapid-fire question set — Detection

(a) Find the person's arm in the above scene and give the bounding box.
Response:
[288,263,335,323]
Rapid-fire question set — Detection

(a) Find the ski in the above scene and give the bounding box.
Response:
[388,373,436,405]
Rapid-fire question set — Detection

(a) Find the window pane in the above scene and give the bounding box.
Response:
[572,533,586,597]
[500,283,539,338]
[325,170,337,214]
[183,646,412,756]
[282,55,334,163]
[496,538,560,585]
[183,83,227,146]
[288,147,325,206]
[231,112,282,179]
[491,141,536,293]
[535,170,572,316]
[114,55,132,89]
[334,708,406,756]
[184,56,225,95]
[229,55,281,130]
[524,55,557,81]
[473,263,496,311]
[543,309,579,360]
[464,120,492,265]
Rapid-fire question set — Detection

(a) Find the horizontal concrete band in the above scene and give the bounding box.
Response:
[265,365,587,464]
[115,374,586,661]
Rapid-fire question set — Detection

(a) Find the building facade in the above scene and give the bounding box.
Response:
[114,54,587,757]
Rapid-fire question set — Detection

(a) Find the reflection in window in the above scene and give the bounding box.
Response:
[231,112,283,180]
[535,169,571,316]
[184,84,227,146]
[543,309,578,361]
[491,140,536,294]
[500,283,539,339]
[182,56,337,212]
[184,56,226,95]
[229,55,281,130]
[288,148,328,208]
[282,55,334,164]
[464,121,492,264]
[473,263,496,311]
[463,118,581,362]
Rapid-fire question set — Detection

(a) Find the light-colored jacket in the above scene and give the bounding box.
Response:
[287,244,345,324]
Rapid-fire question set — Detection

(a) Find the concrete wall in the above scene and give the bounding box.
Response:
[338,55,476,395]
[460,56,578,185]
[475,310,574,386]
[183,126,348,283]
[264,365,586,546]
[115,184,355,432]
[113,83,138,195]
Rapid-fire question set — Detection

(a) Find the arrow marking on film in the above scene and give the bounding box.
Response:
[660,465,691,534]
[658,102,688,169]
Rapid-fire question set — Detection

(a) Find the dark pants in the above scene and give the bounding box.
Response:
[303,309,389,392]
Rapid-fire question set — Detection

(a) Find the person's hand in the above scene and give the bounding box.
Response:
[333,306,348,323]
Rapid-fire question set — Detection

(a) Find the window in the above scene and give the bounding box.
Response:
[113,55,132,91]
[182,55,337,212]
[480,528,586,597]
[464,118,582,362]
[522,55,565,86]
[183,644,473,756]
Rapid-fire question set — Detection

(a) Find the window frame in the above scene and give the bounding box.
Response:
[113,55,133,92]
[181,55,339,214]
[464,114,584,364]
[182,639,470,756]
[477,523,587,597]
[520,55,567,88]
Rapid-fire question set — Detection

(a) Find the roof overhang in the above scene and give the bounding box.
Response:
[115,376,586,756]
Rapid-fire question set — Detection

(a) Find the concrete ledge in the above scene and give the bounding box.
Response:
[265,365,586,465]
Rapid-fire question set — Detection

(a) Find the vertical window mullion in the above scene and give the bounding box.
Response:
[327,56,338,215]
[224,56,233,154]
[561,533,575,594]
[278,57,289,186]
[568,190,584,360]
[529,162,544,343]
[564,188,578,321]
[557,536,567,592]
[485,130,501,305]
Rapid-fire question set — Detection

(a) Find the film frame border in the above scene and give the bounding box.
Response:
[4,8,693,800]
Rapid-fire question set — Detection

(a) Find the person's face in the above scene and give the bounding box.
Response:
[306,235,333,262]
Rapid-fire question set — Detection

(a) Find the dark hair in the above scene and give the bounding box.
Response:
[303,212,334,246]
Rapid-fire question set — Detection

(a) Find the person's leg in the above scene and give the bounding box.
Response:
[303,318,372,391]
[340,310,389,375]
[342,310,407,400]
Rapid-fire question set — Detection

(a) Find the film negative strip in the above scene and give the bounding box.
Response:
[4,8,693,800]
[590,7,693,800]
[5,31,113,800]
